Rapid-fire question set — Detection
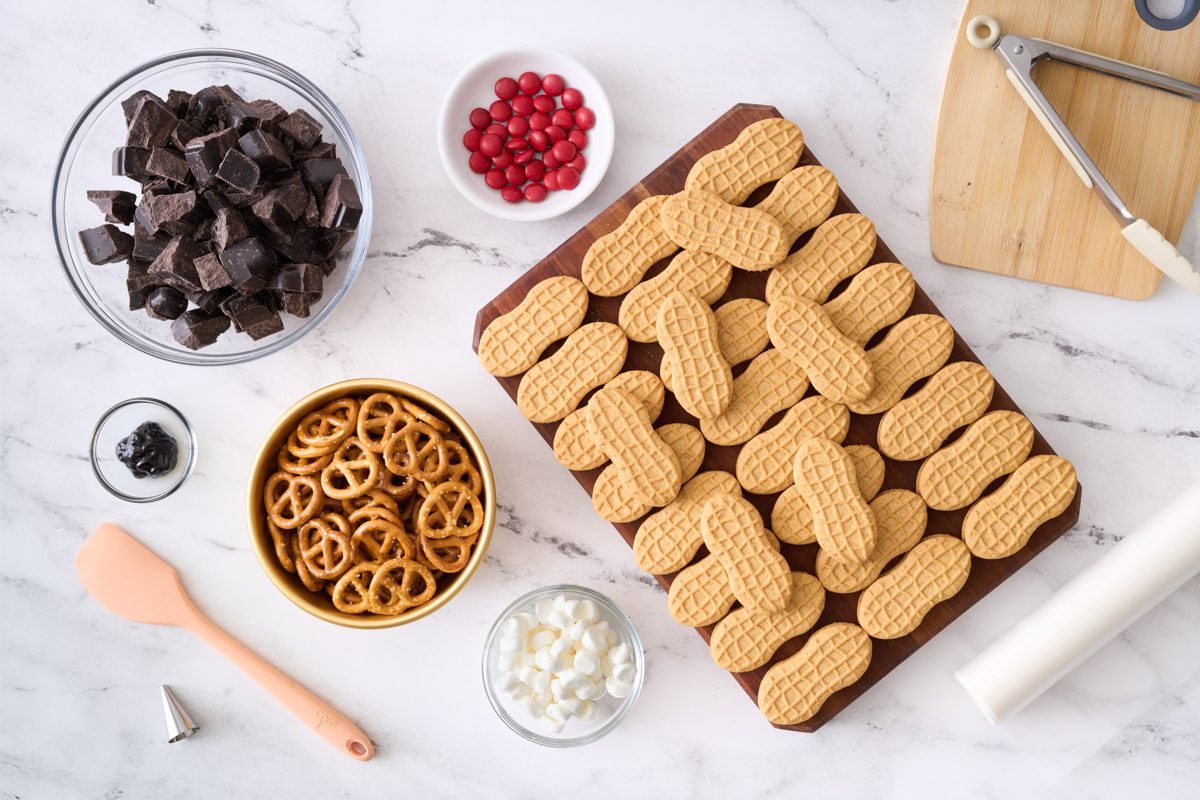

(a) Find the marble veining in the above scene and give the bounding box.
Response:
[2,0,1199,797]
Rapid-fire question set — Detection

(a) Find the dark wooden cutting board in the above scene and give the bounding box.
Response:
[472,103,1081,732]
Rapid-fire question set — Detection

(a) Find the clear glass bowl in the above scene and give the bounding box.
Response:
[51,49,372,365]
[481,585,644,747]
[90,397,197,503]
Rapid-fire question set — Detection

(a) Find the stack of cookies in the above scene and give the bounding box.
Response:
[477,117,1079,727]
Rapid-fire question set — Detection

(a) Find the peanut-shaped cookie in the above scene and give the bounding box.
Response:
[766,213,876,304]
[857,535,971,639]
[581,194,678,296]
[517,322,627,423]
[916,410,1034,510]
[710,572,825,672]
[758,623,872,725]
[686,117,805,204]
[792,438,878,563]
[963,455,1077,559]
[478,276,588,376]
[877,361,994,461]
[657,291,733,419]
[767,296,875,404]
[701,494,792,613]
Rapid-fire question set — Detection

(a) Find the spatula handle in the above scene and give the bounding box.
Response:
[183,611,375,761]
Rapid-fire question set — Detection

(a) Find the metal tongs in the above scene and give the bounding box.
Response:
[967,15,1200,293]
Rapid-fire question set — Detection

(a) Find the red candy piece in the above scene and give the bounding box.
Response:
[469,107,491,129]
[567,129,588,150]
[533,95,556,114]
[542,74,565,96]
[505,164,526,186]
[512,94,534,116]
[545,125,566,144]
[485,168,506,189]
[543,151,561,170]
[489,100,512,122]
[463,129,483,151]
[507,116,529,138]
[501,186,524,203]
[528,130,549,152]
[551,140,576,162]
[469,151,491,173]
[561,88,583,111]
[551,108,573,129]
[525,160,546,182]
[492,150,513,169]
[557,166,581,190]
[506,138,529,151]
[574,107,595,131]
[495,77,519,100]
[518,71,541,95]
[544,169,560,191]
[514,149,534,165]
[529,111,551,131]
[486,122,507,138]
[568,153,586,172]
[479,133,503,158]
[524,183,548,202]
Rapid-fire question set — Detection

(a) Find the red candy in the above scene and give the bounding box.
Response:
[469,107,491,129]
[465,70,597,204]
[561,88,583,110]
[469,151,491,173]
[485,168,506,189]
[512,95,534,116]
[551,108,573,129]
[479,133,503,158]
[518,71,541,95]
[489,100,512,122]
[557,166,580,190]
[495,77,519,100]
[524,183,548,202]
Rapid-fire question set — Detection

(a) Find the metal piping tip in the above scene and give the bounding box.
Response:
[160,685,199,743]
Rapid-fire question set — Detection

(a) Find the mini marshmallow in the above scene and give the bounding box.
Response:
[518,665,540,686]
[537,714,565,733]
[549,636,573,659]
[561,598,582,620]
[498,652,518,672]
[499,635,524,654]
[530,629,556,650]
[575,599,599,622]
[545,702,572,724]
[550,678,566,700]
[577,700,597,721]
[501,616,527,638]
[494,673,521,696]
[606,677,632,699]
[581,623,609,653]
[531,670,551,697]
[567,619,588,642]
[515,651,536,668]
[535,597,556,624]
[560,696,584,716]
[535,649,567,673]
[612,662,637,685]
[558,668,591,693]
[576,678,606,701]
[574,649,600,677]
[609,643,632,664]
[554,593,569,611]
[546,609,570,630]
[516,611,539,631]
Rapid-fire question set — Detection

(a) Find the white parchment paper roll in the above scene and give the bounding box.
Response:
[956,479,1200,723]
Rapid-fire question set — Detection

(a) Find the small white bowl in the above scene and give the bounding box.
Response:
[437,48,614,222]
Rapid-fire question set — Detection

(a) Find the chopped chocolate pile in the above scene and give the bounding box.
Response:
[79,85,361,350]
[115,421,178,479]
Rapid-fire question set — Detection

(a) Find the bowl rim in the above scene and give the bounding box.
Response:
[436,46,614,222]
[246,378,496,629]
[50,47,373,366]
[89,396,198,503]
[480,584,645,747]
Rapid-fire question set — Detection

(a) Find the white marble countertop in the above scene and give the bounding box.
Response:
[3,1,1199,797]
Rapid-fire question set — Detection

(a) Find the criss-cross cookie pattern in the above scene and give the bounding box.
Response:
[618,250,732,342]
[710,572,825,672]
[735,396,850,495]
[581,194,679,296]
[878,361,995,461]
[817,489,927,593]
[700,349,810,446]
[685,118,805,205]
[766,213,877,304]
[857,535,972,639]
[917,410,1034,510]
[656,291,733,419]
[590,422,705,523]
[668,554,738,628]
[659,297,769,392]
[516,322,628,423]
[477,276,588,377]
[660,189,788,271]
[553,370,665,471]
[586,387,682,507]
[792,438,877,564]
[767,297,875,405]
[823,262,915,346]
[772,445,884,547]
[758,623,872,725]
[849,314,955,415]
[701,494,792,613]
[963,455,1077,560]
[634,471,740,575]
[757,165,839,242]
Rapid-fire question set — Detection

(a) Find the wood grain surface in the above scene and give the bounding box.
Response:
[931,0,1200,299]
[473,103,1081,731]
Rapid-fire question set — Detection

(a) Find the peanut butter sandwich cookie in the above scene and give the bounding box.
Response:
[916,410,1034,511]
[700,349,810,446]
[661,298,769,391]
[756,165,839,243]
[823,262,915,346]
[765,213,876,304]
[963,455,1077,559]
[773,444,885,546]
[477,276,588,377]
[666,531,782,628]
[847,314,954,416]
[857,535,971,639]
[792,438,878,564]
[585,387,682,507]
[660,189,789,271]
[591,422,705,523]
[633,470,741,575]
[736,396,850,495]
[758,623,872,725]
[767,296,875,404]
[656,291,733,419]
[581,194,678,296]
[685,117,805,205]
[517,322,627,423]
[710,572,825,672]
[701,494,792,613]
[877,361,994,461]
[553,371,665,470]
[816,489,927,593]
[618,251,732,342]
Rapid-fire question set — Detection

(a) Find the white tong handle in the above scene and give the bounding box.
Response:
[1122,220,1200,293]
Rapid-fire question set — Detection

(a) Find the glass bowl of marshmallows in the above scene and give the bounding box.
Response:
[482,585,644,746]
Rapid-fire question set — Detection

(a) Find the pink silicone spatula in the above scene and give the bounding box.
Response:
[75,522,375,761]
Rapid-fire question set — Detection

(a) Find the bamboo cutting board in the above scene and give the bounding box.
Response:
[473,104,1081,731]
[931,0,1200,299]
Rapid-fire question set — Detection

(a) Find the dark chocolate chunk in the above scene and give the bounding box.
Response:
[299,158,345,191]
[278,108,322,149]
[171,309,231,350]
[274,175,310,219]
[225,186,265,208]
[126,96,178,149]
[219,236,276,292]
[189,287,234,314]
[86,190,137,224]
[303,192,320,226]
[79,224,134,265]
[148,236,202,293]
[319,173,362,231]
[211,206,251,251]
[223,294,284,341]
[315,228,353,260]
[226,98,288,133]
[121,91,162,124]
[126,259,159,310]
[194,251,232,291]
[170,118,201,151]
[280,290,312,318]
[143,190,201,234]
[184,129,238,188]
[113,146,150,181]
[133,226,171,261]
[269,262,323,294]
[188,85,243,125]
[238,130,291,173]
[215,149,260,193]
[146,147,191,184]
[271,226,316,263]
[294,141,337,161]
[165,89,193,117]
[145,286,188,320]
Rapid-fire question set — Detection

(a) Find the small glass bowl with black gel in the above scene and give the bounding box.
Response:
[91,398,197,502]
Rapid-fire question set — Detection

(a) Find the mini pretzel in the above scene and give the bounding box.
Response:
[277,445,332,476]
[267,520,295,573]
[264,471,323,530]
[320,436,381,500]
[401,398,452,434]
[368,558,437,614]
[383,420,448,481]
[351,518,417,562]
[419,533,478,573]
[297,397,360,449]
[331,561,381,614]
[438,441,483,495]
[297,516,354,580]
[288,534,325,592]
[377,467,419,500]
[356,393,412,452]
[417,482,484,540]
[286,430,337,460]
[341,489,400,517]
[348,504,403,528]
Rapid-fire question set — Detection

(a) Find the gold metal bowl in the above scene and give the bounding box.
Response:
[247,378,496,629]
